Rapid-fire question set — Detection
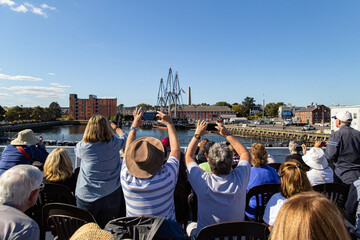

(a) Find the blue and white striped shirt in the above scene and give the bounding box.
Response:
[120,156,179,220]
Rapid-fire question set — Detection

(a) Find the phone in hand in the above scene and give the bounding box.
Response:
[206,123,217,131]
[142,112,158,121]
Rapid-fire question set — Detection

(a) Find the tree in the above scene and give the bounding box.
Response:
[215,101,232,108]
[242,97,256,116]
[232,104,246,117]
[48,102,62,120]
[5,106,23,122]
[117,104,124,108]
[0,105,6,121]
[137,103,153,111]
[265,103,278,117]
[32,106,46,121]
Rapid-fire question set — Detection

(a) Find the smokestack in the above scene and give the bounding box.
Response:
[188,86,191,105]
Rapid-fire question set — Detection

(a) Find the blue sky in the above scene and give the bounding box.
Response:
[0,0,359,108]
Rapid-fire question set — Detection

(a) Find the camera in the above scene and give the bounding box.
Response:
[142,112,158,121]
[206,123,217,131]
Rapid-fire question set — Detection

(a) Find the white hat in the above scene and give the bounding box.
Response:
[333,111,352,123]
[302,147,328,170]
[11,129,39,146]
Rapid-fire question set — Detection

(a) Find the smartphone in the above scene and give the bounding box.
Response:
[142,112,158,121]
[206,123,217,131]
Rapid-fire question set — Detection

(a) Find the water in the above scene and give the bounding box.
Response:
[1,125,290,163]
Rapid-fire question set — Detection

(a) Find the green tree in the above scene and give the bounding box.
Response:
[5,106,23,122]
[48,102,62,120]
[137,103,153,110]
[215,101,232,108]
[0,105,6,120]
[265,103,278,117]
[117,104,124,108]
[32,106,46,121]
[232,104,246,117]
[242,97,256,116]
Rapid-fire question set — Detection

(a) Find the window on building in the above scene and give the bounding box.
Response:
[354,113,357,119]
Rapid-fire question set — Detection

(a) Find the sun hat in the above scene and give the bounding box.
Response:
[332,111,352,123]
[302,147,328,170]
[70,222,114,240]
[11,129,39,146]
[125,137,165,178]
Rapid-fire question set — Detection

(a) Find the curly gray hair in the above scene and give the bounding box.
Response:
[208,143,233,175]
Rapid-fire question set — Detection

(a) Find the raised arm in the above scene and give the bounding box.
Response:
[125,107,143,151]
[185,120,208,166]
[216,122,250,163]
[157,112,180,160]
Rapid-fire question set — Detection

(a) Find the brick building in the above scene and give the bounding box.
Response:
[176,105,236,122]
[69,94,117,120]
[294,104,330,124]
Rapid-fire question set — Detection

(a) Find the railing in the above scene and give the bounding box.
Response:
[0,145,291,168]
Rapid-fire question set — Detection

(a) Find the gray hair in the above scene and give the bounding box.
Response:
[0,165,43,207]
[288,141,299,155]
[208,143,233,175]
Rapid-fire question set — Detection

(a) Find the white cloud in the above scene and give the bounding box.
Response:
[1,86,66,98]
[0,73,42,81]
[40,3,55,10]
[24,2,47,17]
[0,92,10,97]
[48,72,56,76]
[11,4,27,12]
[50,82,71,88]
[0,0,15,6]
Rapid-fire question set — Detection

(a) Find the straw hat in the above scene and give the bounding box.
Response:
[70,222,114,240]
[125,137,165,178]
[302,147,328,170]
[11,129,39,146]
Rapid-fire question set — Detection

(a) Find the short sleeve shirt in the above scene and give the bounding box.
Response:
[263,192,287,226]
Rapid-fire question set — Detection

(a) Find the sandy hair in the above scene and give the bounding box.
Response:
[82,115,113,143]
[279,160,312,198]
[43,148,73,182]
[270,191,350,240]
[199,139,209,154]
[250,143,268,167]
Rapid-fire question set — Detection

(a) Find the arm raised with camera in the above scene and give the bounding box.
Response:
[157,112,180,160]
[125,107,144,151]
[185,120,208,166]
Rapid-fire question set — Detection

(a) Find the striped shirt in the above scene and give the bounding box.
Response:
[120,156,179,220]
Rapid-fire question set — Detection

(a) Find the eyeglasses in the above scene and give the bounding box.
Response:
[36,182,45,192]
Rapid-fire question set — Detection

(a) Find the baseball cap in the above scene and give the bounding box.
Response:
[332,111,352,123]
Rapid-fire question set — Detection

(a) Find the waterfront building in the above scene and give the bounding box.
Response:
[176,105,236,122]
[278,106,292,120]
[294,104,330,125]
[118,106,137,115]
[69,94,117,120]
[330,105,360,131]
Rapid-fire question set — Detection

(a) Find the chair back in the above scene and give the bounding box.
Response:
[188,192,198,222]
[246,183,281,222]
[42,203,96,240]
[312,183,349,213]
[38,182,76,206]
[174,184,189,228]
[196,221,270,240]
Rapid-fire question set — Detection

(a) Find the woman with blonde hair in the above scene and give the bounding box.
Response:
[75,115,127,228]
[246,143,280,219]
[43,148,78,192]
[263,160,312,229]
[270,191,350,240]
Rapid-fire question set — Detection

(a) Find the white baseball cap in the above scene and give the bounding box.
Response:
[332,111,352,123]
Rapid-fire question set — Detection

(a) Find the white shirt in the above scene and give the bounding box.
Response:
[263,192,287,226]
[306,166,334,186]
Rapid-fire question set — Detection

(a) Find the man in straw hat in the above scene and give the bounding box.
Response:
[0,129,48,175]
[120,108,185,239]
[326,111,360,185]
[185,120,251,237]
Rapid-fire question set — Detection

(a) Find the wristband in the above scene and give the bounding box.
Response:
[130,126,137,131]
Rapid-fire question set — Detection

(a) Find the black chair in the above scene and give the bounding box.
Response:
[246,183,281,223]
[188,192,198,222]
[174,184,189,228]
[196,221,270,240]
[42,203,96,240]
[268,163,281,172]
[25,182,76,240]
[313,182,349,214]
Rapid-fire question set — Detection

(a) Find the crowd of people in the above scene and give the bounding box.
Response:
[0,109,359,239]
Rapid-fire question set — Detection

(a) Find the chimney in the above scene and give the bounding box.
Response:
[188,86,191,105]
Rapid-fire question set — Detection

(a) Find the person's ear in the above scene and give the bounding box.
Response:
[28,189,39,205]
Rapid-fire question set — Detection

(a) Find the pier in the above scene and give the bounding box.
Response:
[226,125,330,145]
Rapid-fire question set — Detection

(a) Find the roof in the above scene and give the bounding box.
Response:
[178,105,235,112]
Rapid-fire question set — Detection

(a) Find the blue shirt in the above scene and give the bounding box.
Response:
[245,165,280,219]
[75,133,127,202]
[0,144,48,175]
